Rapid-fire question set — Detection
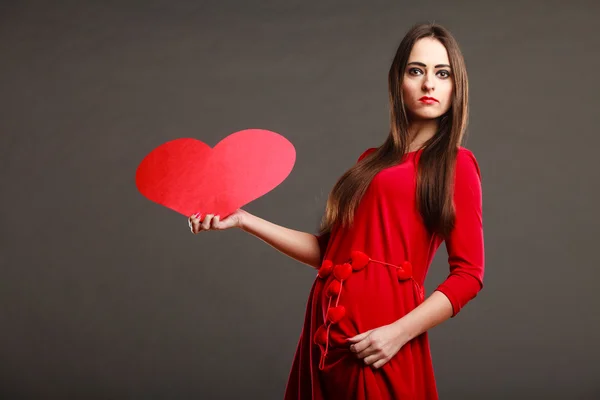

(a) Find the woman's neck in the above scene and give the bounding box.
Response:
[407,119,439,152]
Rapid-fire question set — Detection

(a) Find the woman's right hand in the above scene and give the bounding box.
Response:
[188,209,246,234]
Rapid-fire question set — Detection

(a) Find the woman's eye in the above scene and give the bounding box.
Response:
[408,68,451,78]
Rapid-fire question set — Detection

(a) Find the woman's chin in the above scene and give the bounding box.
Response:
[408,111,444,122]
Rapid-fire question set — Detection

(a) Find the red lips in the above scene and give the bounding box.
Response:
[419,96,438,102]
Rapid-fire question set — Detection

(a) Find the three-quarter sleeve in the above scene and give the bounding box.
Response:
[435,150,485,317]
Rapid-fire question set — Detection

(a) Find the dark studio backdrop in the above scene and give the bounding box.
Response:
[1,0,599,399]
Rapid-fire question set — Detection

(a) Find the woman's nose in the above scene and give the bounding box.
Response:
[422,75,435,91]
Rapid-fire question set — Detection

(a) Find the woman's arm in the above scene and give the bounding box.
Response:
[238,209,324,269]
[191,147,376,270]
[390,291,453,342]
[396,149,485,336]
[434,149,485,317]
[397,151,484,330]
[348,150,485,368]
[348,292,453,369]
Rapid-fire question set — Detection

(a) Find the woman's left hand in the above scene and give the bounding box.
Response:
[347,323,409,369]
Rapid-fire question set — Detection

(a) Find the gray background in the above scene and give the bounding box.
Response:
[1,0,599,398]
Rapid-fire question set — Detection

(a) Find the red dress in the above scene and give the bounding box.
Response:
[284,147,485,399]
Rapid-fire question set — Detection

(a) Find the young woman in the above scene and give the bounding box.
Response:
[189,22,484,400]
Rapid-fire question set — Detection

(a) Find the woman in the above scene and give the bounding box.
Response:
[189,22,484,400]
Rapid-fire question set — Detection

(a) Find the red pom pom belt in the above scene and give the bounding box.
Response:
[314,250,424,370]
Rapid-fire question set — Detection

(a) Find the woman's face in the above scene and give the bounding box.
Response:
[401,37,454,121]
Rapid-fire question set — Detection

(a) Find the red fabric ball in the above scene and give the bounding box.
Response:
[326,280,342,297]
[313,324,328,345]
[396,268,411,280]
[401,260,413,275]
[327,306,346,324]
[318,260,333,279]
[350,250,370,270]
[396,261,413,281]
[333,263,353,281]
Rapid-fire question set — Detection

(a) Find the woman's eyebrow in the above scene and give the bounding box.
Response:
[407,61,451,68]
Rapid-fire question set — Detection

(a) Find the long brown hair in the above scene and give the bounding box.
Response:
[320,22,469,239]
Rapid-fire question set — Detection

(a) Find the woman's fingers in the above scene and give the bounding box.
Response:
[189,213,229,233]
[201,214,214,230]
[189,213,201,234]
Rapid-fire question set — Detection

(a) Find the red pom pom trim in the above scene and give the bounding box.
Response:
[327,306,346,324]
[396,261,413,280]
[401,260,413,276]
[318,260,333,279]
[397,268,411,280]
[333,263,353,281]
[326,280,342,297]
[313,324,328,345]
[350,250,370,270]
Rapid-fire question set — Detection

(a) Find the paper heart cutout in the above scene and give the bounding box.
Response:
[135,129,296,218]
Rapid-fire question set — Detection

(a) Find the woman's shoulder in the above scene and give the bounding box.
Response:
[456,146,482,180]
[457,146,479,162]
[357,147,378,162]
[457,145,475,156]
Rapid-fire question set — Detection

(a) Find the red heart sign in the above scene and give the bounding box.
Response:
[135,129,296,218]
